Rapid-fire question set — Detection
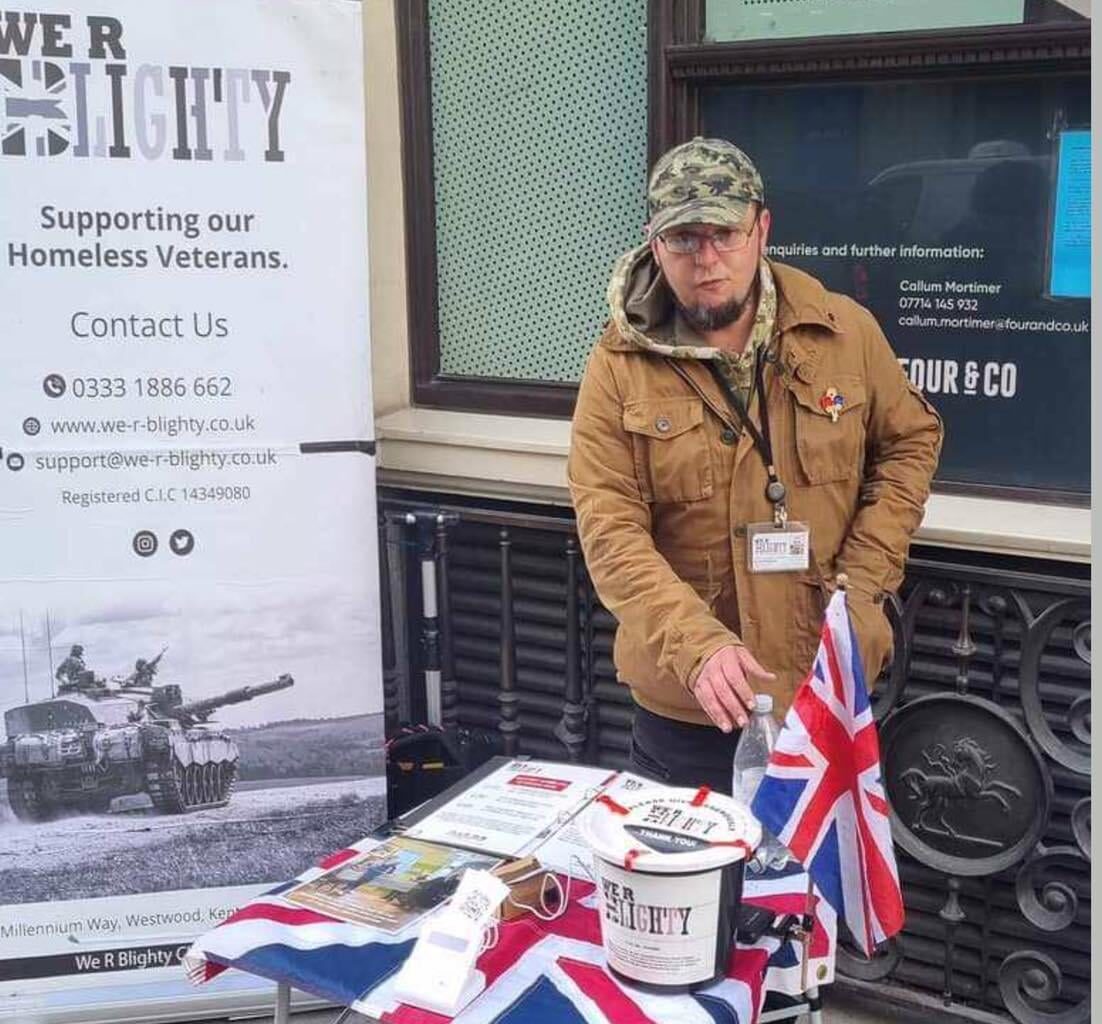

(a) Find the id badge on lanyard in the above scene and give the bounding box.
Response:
[747,521,810,573]
[708,352,809,574]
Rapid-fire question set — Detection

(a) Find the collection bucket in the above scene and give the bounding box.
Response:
[578,785,762,991]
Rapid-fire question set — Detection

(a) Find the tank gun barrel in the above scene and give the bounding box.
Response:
[172,674,294,721]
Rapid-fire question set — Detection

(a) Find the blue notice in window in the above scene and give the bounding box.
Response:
[1049,130,1090,298]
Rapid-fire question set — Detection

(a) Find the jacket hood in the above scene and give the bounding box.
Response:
[605,243,780,360]
[606,243,698,356]
[607,243,730,359]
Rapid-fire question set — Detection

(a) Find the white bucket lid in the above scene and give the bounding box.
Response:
[579,785,762,875]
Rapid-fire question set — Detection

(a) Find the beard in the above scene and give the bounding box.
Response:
[676,278,759,333]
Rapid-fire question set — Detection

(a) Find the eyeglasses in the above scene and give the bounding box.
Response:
[659,214,760,255]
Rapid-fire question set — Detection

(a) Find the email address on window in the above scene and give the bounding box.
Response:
[899,314,1090,333]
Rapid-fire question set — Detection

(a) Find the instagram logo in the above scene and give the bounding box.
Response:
[132,530,158,557]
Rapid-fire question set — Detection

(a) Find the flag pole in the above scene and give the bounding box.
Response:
[800,573,846,993]
[800,870,814,993]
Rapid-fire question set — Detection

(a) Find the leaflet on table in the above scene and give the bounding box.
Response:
[285,836,499,933]
[530,770,657,876]
[401,759,616,858]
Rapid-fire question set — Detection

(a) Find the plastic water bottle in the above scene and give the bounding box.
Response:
[732,694,789,870]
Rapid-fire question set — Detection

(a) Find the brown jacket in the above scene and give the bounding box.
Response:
[568,258,942,724]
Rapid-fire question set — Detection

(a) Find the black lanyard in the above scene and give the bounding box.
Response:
[707,351,788,525]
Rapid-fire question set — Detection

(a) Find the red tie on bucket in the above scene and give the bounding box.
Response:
[595,794,630,816]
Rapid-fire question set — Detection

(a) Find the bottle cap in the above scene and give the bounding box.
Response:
[754,693,774,714]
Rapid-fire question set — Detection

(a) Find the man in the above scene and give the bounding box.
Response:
[568,137,942,793]
[131,658,153,687]
[128,651,163,688]
[55,644,87,692]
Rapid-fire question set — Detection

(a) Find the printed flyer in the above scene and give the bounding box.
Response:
[287,837,500,932]
[403,759,616,858]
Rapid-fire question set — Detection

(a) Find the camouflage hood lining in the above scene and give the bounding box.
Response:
[606,242,776,361]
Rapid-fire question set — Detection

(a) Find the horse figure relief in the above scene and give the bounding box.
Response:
[899,737,1022,848]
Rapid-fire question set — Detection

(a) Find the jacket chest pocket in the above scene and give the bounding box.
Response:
[623,397,713,503]
[789,375,867,485]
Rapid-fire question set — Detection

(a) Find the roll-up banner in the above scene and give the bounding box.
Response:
[0,1,383,1020]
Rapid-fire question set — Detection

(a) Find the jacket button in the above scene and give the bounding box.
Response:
[655,416,671,433]
[720,428,737,445]
[733,525,747,538]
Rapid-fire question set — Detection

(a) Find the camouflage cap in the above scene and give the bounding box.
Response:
[647,136,764,239]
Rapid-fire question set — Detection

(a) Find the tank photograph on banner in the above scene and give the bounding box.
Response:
[0,585,385,905]
[4,648,293,820]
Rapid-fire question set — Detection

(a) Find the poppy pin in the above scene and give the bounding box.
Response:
[819,387,844,423]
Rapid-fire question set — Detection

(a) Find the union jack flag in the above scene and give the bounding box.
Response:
[184,843,835,1023]
[750,589,904,957]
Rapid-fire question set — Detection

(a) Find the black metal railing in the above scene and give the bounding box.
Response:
[378,489,1090,1024]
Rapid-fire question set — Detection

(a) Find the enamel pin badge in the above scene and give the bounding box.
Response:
[819,387,844,422]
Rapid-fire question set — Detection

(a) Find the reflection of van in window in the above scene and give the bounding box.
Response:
[864,142,1047,245]
[861,143,1050,300]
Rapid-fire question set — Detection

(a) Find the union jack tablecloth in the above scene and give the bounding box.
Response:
[184,838,835,1024]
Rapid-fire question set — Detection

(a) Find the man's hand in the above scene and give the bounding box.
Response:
[692,645,776,733]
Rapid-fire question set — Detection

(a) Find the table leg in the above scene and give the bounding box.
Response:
[274,981,291,1024]
[805,985,823,1024]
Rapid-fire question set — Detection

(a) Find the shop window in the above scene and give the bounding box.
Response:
[398,0,647,416]
[653,2,1089,502]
